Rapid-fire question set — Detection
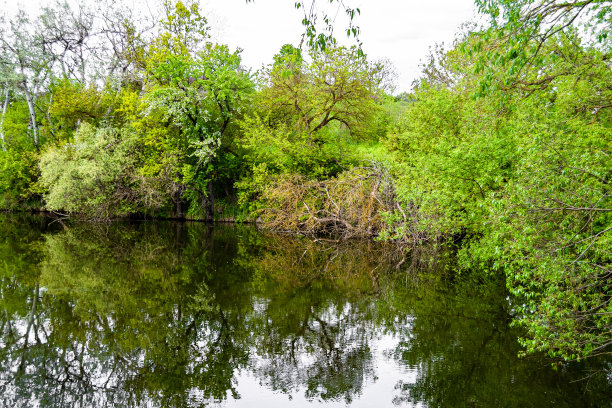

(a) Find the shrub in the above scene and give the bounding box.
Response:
[39,124,163,219]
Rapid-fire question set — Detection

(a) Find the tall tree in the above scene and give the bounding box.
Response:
[0,10,51,150]
[463,0,612,363]
[0,82,8,151]
[260,45,383,143]
[143,0,254,218]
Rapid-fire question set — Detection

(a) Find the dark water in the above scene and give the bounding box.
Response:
[0,214,610,408]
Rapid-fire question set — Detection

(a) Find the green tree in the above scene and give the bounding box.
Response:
[235,44,386,209]
[143,0,254,219]
[389,5,611,363]
[261,45,382,142]
[0,10,50,150]
[463,0,612,363]
[471,0,612,93]
[0,82,8,151]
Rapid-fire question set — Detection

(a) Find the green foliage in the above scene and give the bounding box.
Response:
[161,0,210,50]
[1,101,33,149]
[239,114,346,175]
[46,79,115,143]
[388,12,611,363]
[143,4,254,217]
[235,45,388,210]
[1,0,610,373]
[386,71,519,237]
[39,124,155,218]
[471,0,612,94]
[146,42,253,162]
[468,3,612,363]
[465,80,612,361]
[260,45,382,140]
[0,149,40,209]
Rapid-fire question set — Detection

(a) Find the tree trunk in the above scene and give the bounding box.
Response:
[205,181,215,222]
[19,284,39,374]
[23,83,39,150]
[175,184,184,219]
[0,85,8,151]
[45,93,57,143]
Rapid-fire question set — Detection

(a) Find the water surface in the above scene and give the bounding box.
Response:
[0,214,610,407]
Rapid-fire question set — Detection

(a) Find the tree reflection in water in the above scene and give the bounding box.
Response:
[0,215,609,407]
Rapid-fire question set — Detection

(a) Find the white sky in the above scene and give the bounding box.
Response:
[2,0,479,92]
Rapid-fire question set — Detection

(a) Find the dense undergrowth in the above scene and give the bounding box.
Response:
[0,0,610,369]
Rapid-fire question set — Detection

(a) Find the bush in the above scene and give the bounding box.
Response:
[39,124,163,219]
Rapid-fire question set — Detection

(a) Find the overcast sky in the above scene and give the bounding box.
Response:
[2,0,479,92]
[206,0,479,92]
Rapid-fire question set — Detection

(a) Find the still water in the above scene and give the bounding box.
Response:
[0,214,610,407]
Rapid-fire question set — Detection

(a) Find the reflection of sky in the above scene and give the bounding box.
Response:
[2,217,605,407]
[219,333,422,408]
[1,304,421,407]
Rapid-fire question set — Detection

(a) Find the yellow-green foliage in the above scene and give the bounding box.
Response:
[48,79,119,143]
[260,45,382,139]
[388,29,612,363]
[238,114,347,177]
[1,101,32,149]
[39,123,160,218]
[50,80,108,121]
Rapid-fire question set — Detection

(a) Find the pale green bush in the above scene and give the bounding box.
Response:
[39,124,159,219]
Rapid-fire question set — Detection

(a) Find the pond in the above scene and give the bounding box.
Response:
[0,214,610,407]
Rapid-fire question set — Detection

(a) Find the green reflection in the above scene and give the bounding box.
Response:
[1,219,250,407]
[0,215,609,407]
[377,272,612,407]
